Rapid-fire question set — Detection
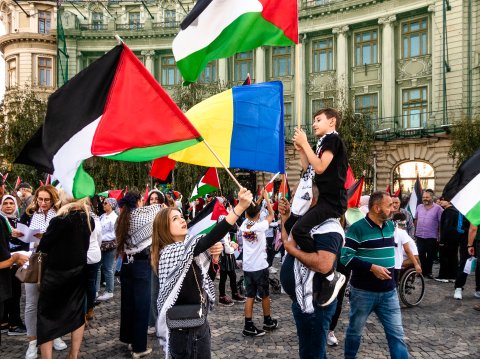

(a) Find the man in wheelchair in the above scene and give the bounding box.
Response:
[393,212,422,284]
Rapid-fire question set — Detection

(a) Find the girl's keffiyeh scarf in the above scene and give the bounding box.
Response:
[156,234,215,357]
[125,204,162,255]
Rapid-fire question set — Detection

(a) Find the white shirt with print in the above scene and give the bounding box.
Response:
[240,219,269,272]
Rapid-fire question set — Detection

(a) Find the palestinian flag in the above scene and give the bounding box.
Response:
[97,189,125,200]
[265,181,274,199]
[344,165,355,190]
[15,43,201,198]
[278,174,289,199]
[407,175,422,218]
[173,0,298,83]
[347,176,364,208]
[188,198,228,238]
[189,167,220,202]
[442,148,480,225]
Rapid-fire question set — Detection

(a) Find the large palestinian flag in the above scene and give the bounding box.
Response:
[15,44,201,198]
[173,0,298,83]
[188,198,229,238]
[442,148,480,226]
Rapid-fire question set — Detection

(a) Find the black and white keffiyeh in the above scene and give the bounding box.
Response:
[155,233,215,357]
[29,208,56,232]
[293,218,345,314]
[125,204,162,255]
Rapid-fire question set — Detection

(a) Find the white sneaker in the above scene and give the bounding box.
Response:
[327,331,338,346]
[25,339,38,359]
[474,291,480,299]
[268,267,278,274]
[97,292,114,301]
[147,326,156,335]
[53,337,67,351]
[454,288,463,300]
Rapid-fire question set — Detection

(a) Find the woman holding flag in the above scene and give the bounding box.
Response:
[153,187,252,359]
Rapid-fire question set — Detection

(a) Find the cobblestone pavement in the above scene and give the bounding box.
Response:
[2,262,479,358]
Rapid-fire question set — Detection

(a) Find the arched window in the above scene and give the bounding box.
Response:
[393,161,434,193]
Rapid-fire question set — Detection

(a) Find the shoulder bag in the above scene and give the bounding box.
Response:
[15,252,47,285]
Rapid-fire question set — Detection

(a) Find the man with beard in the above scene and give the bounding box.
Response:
[341,192,409,359]
[414,190,443,278]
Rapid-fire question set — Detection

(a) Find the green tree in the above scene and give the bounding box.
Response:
[448,116,480,167]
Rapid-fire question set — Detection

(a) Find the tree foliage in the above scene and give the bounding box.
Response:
[448,116,480,167]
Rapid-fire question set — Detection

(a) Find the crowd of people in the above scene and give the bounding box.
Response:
[0,107,478,359]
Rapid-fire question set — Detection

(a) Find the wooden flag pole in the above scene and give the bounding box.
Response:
[202,139,243,189]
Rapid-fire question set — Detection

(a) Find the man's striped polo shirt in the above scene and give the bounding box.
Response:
[341,215,396,292]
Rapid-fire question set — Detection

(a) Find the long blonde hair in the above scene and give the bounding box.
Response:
[150,207,181,272]
[56,197,93,232]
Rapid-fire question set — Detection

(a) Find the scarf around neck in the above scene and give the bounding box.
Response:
[29,208,56,232]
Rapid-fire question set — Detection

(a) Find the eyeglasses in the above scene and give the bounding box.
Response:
[37,197,51,203]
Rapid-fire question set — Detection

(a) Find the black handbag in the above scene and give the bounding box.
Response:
[166,266,206,329]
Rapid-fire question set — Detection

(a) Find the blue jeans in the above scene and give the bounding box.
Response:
[96,249,115,293]
[148,271,159,327]
[345,287,409,359]
[291,300,336,359]
[120,258,151,353]
[86,262,101,311]
[169,320,211,359]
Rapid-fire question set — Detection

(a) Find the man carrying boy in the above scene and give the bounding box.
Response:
[291,108,348,305]
[239,190,278,337]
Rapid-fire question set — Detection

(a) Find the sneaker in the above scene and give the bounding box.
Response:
[262,317,278,331]
[327,331,338,346]
[8,326,27,336]
[128,344,133,351]
[97,292,114,301]
[131,347,152,358]
[147,326,156,335]
[242,324,265,337]
[25,339,38,359]
[313,271,346,307]
[0,322,8,334]
[474,291,480,299]
[232,293,246,303]
[454,288,463,300]
[219,295,234,306]
[434,277,449,283]
[53,337,67,351]
[268,267,278,274]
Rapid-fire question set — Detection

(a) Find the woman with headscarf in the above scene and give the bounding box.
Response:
[36,197,95,359]
[0,195,29,335]
[11,185,66,359]
[152,188,252,359]
[116,191,162,358]
[96,198,119,302]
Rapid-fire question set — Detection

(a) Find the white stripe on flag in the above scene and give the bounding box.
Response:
[451,172,480,217]
[172,0,262,61]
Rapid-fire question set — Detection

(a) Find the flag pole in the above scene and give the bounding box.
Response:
[114,34,124,45]
[201,140,242,189]
[295,41,302,129]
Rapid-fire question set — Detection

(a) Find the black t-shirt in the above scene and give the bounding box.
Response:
[0,217,12,301]
[314,133,348,210]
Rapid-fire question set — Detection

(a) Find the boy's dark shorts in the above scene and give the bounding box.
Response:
[244,268,269,298]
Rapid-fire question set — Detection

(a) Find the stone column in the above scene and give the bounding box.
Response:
[332,25,349,105]
[378,15,396,122]
[255,47,265,83]
[142,50,155,75]
[218,58,227,85]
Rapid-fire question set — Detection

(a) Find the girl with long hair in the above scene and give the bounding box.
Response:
[153,188,252,359]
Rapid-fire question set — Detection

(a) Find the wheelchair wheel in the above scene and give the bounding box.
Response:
[399,268,425,307]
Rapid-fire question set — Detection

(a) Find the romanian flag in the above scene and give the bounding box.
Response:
[173,0,298,83]
[15,44,201,198]
[169,81,285,174]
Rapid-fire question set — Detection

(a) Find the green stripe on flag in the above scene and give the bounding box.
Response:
[72,161,96,198]
[190,184,219,202]
[466,202,480,226]
[103,138,202,162]
[177,13,294,83]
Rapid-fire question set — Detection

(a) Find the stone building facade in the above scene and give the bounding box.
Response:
[0,0,57,100]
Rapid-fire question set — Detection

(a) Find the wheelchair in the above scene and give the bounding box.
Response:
[397,266,425,307]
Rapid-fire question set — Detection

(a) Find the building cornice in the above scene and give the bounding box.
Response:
[0,32,56,53]
[299,0,386,20]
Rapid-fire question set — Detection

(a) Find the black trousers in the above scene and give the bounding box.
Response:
[416,237,437,276]
[438,237,459,280]
[219,270,238,297]
[2,267,23,327]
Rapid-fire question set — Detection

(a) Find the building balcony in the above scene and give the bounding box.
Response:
[152,21,180,30]
[116,23,145,31]
[79,24,108,31]
[301,0,345,9]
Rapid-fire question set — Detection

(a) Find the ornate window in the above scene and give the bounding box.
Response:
[402,87,427,128]
[129,12,141,30]
[164,10,176,27]
[7,59,16,88]
[393,161,435,194]
[199,61,217,83]
[38,11,51,34]
[38,57,53,87]
[92,12,103,30]
[354,30,378,65]
[272,47,292,77]
[355,94,378,123]
[234,51,253,82]
[161,56,181,85]
[402,18,428,58]
[312,38,333,72]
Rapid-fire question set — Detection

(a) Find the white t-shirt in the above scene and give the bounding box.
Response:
[87,218,102,264]
[394,227,414,269]
[403,237,418,261]
[100,211,118,242]
[240,219,269,272]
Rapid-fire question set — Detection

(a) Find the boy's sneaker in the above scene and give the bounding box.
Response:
[219,295,234,306]
[454,288,463,300]
[242,323,265,337]
[327,331,338,346]
[232,293,246,303]
[313,271,346,307]
[8,325,27,336]
[53,337,68,351]
[262,317,278,331]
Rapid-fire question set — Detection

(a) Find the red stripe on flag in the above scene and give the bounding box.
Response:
[344,166,355,190]
[347,177,364,208]
[151,157,176,181]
